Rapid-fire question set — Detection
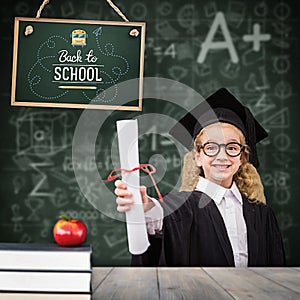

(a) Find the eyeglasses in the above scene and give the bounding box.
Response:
[197,142,245,157]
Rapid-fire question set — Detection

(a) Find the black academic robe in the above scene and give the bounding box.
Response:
[131,191,286,267]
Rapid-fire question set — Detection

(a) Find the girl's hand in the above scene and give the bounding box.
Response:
[115,180,155,213]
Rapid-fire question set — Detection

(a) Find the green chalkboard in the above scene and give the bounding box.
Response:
[1,0,300,267]
[11,17,145,110]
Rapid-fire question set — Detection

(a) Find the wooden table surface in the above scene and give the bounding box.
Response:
[91,267,300,300]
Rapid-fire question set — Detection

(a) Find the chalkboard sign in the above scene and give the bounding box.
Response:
[11,17,145,110]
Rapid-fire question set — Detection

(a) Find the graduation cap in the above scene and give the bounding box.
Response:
[169,88,268,167]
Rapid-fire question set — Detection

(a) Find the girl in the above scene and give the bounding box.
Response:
[115,88,286,267]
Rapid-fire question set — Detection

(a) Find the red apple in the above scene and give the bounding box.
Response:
[53,215,87,246]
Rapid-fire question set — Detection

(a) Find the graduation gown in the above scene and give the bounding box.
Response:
[131,191,286,267]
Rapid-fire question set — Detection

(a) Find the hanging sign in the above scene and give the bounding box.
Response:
[11,17,145,110]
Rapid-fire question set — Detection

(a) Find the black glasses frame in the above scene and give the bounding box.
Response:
[197,142,245,157]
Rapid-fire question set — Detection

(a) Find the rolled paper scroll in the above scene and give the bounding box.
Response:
[116,119,150,255]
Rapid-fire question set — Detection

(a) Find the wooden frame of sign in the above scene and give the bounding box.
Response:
[11,17,146,111]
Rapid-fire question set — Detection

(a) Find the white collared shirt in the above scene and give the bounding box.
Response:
[195,177,248,267]
[145,177,248,267]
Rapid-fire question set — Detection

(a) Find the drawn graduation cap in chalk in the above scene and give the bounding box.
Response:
[169,88,268,167]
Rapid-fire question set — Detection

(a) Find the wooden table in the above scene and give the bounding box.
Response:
[91,267,300,299]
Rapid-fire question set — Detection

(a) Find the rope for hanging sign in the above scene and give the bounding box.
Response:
[25,0,139,37]
[105,0,129,22]
[24,0,49,35]
[105,0,139,36]
[36,0,50,18]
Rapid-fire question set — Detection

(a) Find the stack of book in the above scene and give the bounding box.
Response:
[0,243,92,300]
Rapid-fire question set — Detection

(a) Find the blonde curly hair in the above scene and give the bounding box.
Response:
[180,123,266,204]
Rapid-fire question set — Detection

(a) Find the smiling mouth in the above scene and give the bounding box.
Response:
[213,165,230,170]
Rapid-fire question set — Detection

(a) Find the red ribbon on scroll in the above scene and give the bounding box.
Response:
[103,163,163,202]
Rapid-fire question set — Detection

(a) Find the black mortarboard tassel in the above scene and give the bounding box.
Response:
[169,88,268,167]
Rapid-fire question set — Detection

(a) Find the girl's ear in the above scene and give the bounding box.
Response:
[193,149,202,167]
[239,154,242,167]
[240,151,247,167]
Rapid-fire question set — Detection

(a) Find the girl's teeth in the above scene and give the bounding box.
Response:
[215,165,228,169]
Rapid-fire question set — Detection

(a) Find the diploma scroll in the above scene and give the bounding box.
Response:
[116,120,150,255]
